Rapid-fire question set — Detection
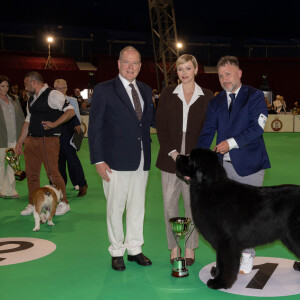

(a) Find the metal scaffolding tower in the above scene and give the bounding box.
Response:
[148,0,179,91]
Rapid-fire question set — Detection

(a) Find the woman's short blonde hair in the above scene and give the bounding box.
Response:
[176,54,198,69]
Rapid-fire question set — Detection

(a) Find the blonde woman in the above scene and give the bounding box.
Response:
[156,54,214,265]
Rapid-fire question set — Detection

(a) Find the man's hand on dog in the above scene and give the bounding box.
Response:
[96,162,112,182]
[214,141,230,154]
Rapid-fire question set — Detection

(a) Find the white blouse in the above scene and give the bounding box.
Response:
[172,83,204,132]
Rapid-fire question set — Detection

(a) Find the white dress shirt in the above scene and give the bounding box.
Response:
[173,83,204,132]
[168,83,204,156]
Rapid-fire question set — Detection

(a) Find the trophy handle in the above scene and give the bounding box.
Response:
[185,222,195,244]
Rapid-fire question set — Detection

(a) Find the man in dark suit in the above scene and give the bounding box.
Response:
[197,56,271,275]
[88,46,154,271]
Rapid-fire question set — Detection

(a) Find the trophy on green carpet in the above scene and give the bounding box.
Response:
[169,217,195,278]
[5,148,26,181]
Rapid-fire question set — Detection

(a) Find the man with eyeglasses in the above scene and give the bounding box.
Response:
[88,46,155,271]
[54,79,88,197]
[15,72,75,217]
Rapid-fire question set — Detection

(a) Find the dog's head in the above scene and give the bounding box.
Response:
[176,148,226,187]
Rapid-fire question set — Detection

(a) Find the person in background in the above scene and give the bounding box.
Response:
[18,89,29,117]
[156,54,214,266]
[152,89,159,108]
[73,88,84,107]
[197,55,271,275]
[292,101,300,115]
[54,79,88,197]
[15,72,75,216]
[0,75,25,199]
[79,101,90,115]
[273,95,286,113]
[11,84,19,99]
[88,46,154,271]
[87,90,93,105]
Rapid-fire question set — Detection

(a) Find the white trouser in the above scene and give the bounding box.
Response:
[0,142,18,196]
[103,152,149,257]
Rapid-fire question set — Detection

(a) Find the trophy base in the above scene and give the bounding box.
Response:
[171,268,189,278]
[171,257,189,278]
[15,171,26,181]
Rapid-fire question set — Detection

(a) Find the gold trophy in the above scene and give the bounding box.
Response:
[5,148,26,181]
[169,217,195,278]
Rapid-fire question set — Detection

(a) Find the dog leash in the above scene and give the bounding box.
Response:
[41,124,54,185]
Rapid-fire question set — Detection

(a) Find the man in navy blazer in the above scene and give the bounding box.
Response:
[197,56,271,275]
[88,46,154,271]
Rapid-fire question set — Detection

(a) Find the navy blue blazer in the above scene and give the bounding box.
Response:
[88,76,154,171]
[197,85,271,176]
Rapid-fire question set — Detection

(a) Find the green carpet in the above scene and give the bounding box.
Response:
[1,133,300,300]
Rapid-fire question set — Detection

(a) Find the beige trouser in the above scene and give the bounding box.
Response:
[161,133,199,250]
[0,142,18,196]
[103,152,149,257]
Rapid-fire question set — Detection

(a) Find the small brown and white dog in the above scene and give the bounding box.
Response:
[32,185,63,232]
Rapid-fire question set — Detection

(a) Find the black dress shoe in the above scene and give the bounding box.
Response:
[127,253,152,266]
[185,258,195,266]
[78,184,88,197]
[112,256,125,271]
[185,249,195,266]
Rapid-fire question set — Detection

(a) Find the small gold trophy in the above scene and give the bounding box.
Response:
[169,217,195,278]
[5,148,26,181]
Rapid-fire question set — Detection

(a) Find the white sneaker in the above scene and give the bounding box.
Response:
[239,253,253,274]
[55,202,70,216]
[20,204,34,216]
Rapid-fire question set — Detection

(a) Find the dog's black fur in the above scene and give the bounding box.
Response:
[176,148,300,289]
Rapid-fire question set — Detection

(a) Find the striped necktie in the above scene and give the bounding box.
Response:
[129,83,142,121]
[228,93,236,117]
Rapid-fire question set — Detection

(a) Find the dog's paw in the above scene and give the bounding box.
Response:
[47,220,54,226]
[207,278,230,290]
[293,261,300,271]
[40,212,46,223]
[210,266,217,277]
[33,227,40,232]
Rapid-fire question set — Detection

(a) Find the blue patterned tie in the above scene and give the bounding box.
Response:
[228,93,236,117]
[129,83,142,121]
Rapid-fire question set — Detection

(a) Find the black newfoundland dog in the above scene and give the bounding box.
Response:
[176,148,300,290]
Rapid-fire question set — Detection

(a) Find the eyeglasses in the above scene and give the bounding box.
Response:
[55,87,67,91]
